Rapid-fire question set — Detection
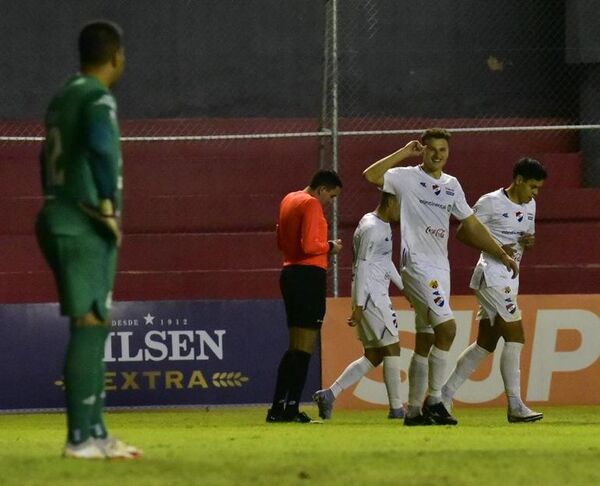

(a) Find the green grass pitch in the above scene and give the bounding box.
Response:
[1,405,599,485]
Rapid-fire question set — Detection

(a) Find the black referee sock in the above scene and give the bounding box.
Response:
[285,350,312,415]
[270,350,296,412]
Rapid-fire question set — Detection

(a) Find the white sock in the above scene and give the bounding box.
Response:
[443,343,490,400]
[427,346,449,404]
[407,353,428,417]
[383,356,403,410]
[330,356,374,398]
[501,341,524,409]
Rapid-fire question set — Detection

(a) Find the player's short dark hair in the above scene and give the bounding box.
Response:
[79,20,123,66]
[379,191,396,209]
[309,169,343,190]
[421,127,451,144]
[513,157,547,181]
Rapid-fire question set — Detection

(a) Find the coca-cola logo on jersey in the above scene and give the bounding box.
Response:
[425,226,446,238]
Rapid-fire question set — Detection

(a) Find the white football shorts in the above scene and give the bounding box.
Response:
[401,265,454,334]
[357,294,399,348]
[475,285,521,323]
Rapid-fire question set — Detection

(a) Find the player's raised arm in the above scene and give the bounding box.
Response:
[362,140,425,187]
[456,214,519,278]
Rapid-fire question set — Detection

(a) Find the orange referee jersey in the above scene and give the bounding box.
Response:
[276,190,330,269]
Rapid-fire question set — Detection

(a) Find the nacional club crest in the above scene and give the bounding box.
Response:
[432,184,441,196]
[433,290,445,307]
[515,211,524,222]
[505,297,517,314]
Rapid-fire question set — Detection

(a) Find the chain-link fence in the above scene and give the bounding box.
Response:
[1,1,598,302]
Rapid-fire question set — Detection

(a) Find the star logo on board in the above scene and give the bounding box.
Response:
[143,313,156,325]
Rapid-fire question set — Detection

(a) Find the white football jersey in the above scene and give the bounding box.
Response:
[383,165,473,271]
[469,188,536,289]
[352,212,403,308]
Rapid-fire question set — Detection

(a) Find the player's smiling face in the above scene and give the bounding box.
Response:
[421,138,449,177]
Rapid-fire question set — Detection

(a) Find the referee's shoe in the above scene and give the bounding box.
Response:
[266,408,313,423]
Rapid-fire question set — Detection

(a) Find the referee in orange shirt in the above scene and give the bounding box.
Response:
[267,169,343,423]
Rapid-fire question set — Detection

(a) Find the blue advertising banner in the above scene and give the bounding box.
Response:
[0,300,321,411]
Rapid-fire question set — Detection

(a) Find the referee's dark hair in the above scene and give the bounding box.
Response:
[513,157,547,181]
[79,20,123,66]
[309,169,343,190]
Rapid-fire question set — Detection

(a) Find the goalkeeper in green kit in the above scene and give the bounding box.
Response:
[36,20,141,460]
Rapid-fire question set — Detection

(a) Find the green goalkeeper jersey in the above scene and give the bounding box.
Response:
[39,74,122,235]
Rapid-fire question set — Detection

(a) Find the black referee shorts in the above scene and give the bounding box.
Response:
[279,265,327,329]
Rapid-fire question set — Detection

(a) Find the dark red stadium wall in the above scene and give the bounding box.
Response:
[1,119,599,304]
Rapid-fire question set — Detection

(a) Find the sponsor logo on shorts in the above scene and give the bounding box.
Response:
[429,280,439,289]
[425,226,446,239]
[516,211,524,222]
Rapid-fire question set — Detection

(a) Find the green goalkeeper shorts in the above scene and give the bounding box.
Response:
[36,226,118,321]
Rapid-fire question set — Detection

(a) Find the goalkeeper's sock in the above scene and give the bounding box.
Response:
[64,322,108,444]
[90,325,110,439]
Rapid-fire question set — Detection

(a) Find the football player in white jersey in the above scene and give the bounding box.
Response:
[442,157,547,423]
[313,192,407,419]
[363,128,519,426]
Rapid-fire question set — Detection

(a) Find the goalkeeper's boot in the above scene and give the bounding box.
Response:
[63,438,105,459]
[312,389,335,420]
[96,436,143,459]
